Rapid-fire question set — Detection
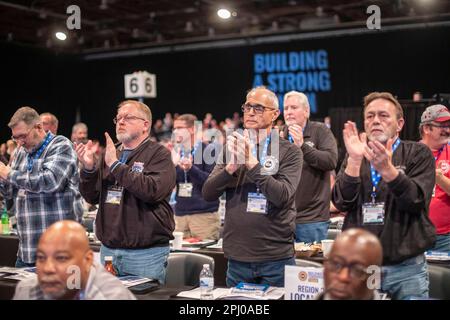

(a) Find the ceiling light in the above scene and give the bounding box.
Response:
[55,32,67,41]
[217,8,231,19]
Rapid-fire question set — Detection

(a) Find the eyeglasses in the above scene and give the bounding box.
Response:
[324,257,369,280]
[241,103,275,114]
[429,123,450,129]
[113,115,146,124]
[11,126,35,142]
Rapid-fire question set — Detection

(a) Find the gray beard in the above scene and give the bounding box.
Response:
[116,132,138,144]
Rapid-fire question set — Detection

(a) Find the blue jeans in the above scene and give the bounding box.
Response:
[226,257,295,288]
[100,245,170,284]
[295,221,330,243]
[15,257,35,268]
[432,233,450,252]
[381,254,429,300]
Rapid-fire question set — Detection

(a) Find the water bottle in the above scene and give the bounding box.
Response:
[1,208,9,235]
[199,264,214,300]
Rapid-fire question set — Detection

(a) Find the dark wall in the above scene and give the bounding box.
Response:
[2,26,450,143]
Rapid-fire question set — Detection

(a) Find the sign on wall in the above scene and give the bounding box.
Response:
[124,71,157,98]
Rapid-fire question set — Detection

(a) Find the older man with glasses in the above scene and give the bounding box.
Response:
[76,100,176,284]
[0,106,83,268]
[419,105,450,253]
[203,86,303,287]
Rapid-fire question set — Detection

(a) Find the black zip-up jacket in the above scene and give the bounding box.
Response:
[282,121,337,224]
[80,138,176,249]
[332,140,436,265]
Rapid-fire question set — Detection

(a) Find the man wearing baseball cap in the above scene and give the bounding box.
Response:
[419,104,450,252]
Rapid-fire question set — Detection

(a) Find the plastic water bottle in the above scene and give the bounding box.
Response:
[199,264,214,300]
[1,208,9,235]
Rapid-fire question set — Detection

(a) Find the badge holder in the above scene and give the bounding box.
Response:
[362,190,385,225]
[246,188,268,214]
[178,171,193,198]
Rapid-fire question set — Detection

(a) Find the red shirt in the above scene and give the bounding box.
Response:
[429,144,450,235]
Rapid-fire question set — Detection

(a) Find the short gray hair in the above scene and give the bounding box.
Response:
[283,91,310,115]
[8,106,41,128]
[72,122,88,134]
[117,100,152,124]
[247,86,279,110]
[40,112,59,127]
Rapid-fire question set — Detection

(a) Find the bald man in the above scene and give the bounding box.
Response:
[321,228,385,300]
[40,112,58,135]
[13,220,135,300]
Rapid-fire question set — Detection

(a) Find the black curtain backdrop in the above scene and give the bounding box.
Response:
[1,26,450,143]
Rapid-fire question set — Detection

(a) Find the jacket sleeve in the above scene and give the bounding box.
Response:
[202,163,235,201]
[79,168,101,205]
[245,144,303,208]
[301,126,338,171]
[331,156,361,212]
[7,138,79,194]
[110,147,176,203]
[386,144,435,215]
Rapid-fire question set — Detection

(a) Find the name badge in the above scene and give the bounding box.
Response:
[178,183,193,198]
[18,189,26,197]
[105,186,123,205]
[247,192,268,214]
[362,202,385,225]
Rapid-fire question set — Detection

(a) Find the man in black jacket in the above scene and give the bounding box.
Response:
[76,100,176,284]
[203,86,303,287]
[332,92,436,300]
[282,91,337,243]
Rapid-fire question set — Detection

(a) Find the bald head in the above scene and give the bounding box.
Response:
[39,220,90,253]
[36,220,93,300]
[332,228,382,266]
[324,228,383,300]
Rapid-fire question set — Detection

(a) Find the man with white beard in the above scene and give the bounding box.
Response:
[332,92,436,300]
[75,100,176,284]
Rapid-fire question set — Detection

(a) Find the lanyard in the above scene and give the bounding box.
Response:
[288,125,306,144]
[370,138,401,203]
[118,150,131,164]
[434,145,446,161]
[251,136,271,194]
[27,133,53,172]
[181,141,200,183]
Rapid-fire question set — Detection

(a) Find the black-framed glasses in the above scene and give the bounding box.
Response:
[241,103,275,114]
[11,126,35,142]
[113,115,146,124]
[324,257,369,280]
[429,123,450,129]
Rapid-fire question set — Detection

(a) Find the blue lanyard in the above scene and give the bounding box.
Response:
[370,138,401,202]
[434,145,446,161]
[251,136,271,166]
[288,125,306,144]
[27,133,53,172]
[180,141,200,158]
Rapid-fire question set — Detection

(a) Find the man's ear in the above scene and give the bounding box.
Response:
[397,118,405,133]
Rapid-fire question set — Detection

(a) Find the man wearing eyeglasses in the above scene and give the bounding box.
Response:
[203,86,303,287]
[419,105,450,253]
[332,92,436,300]
[76,100,176,284]
[320,228,385,300]
[281,91,338,244]
[0,106,83,268]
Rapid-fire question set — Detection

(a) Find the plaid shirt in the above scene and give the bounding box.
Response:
[0,133,83,263]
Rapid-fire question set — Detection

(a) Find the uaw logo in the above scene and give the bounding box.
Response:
[305,141,315,148]
[440,160,450,174]
[261,155,279,175]
[298,271,308,282]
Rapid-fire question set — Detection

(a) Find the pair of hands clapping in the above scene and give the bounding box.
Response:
[225,130,259,174]
[75,132,117,170]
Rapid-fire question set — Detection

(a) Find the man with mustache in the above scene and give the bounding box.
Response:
[76,100,176,284]
[332,92,436,299]
[13,220,135,300]
[281,91,337,243]
[203,86,303,287]
[320,228,385,300]
[419,105,450,252]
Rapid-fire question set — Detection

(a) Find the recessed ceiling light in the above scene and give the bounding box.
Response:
[217,8,231,19]
[55,32,67,41]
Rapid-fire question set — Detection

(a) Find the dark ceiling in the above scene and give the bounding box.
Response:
[1,0,450,53]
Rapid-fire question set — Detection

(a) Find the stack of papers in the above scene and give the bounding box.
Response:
[177,287,284,300]
[425,251,450,261]
[0,267,36,281]
[118,275,156,288]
